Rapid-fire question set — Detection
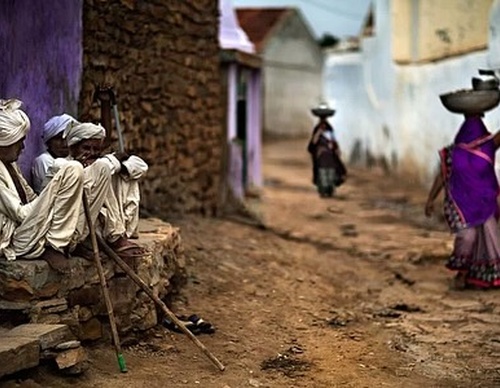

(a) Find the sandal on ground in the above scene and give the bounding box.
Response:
[186,314,216,334]
[162,316,201,335]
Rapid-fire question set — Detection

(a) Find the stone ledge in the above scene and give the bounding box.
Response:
[0,218,186,340]
[0,323,87,378]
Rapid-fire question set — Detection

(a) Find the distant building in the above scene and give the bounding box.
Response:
[324,0,500,184]
[237,7,324,138]
[219,0,263,201]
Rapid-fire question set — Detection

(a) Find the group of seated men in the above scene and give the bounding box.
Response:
[0,98,148,271]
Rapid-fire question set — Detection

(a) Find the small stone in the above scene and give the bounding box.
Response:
[249,378,260,387]
[55,347,88,369]
[55,340,81,351]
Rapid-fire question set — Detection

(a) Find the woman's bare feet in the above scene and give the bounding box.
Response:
[452,272,467,290]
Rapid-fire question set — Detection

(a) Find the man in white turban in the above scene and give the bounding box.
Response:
[46,121,148,258]
[31,113,79,193]
[0,99,85,269]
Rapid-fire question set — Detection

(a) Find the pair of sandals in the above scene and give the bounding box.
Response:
[163,314,215,335]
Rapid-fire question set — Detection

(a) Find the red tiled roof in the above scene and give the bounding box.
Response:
[236,8,292,53]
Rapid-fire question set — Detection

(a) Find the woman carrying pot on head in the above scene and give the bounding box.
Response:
[307,103,347,198]
[425,113,500,289]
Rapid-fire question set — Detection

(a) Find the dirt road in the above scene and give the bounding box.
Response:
[12,139,500,387]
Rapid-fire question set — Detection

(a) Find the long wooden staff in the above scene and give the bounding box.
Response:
[96,234,225,372]
[82,191,128,373]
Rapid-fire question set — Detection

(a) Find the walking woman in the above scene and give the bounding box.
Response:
[307,104,347,198]
[425,115,500,289]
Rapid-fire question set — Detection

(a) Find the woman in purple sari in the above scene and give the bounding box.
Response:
[425,115,500,289]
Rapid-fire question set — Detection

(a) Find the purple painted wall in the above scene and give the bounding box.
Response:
[0,0,83,179]
[225,63,263,197]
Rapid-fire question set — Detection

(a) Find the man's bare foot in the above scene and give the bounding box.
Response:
[41,246,71,273]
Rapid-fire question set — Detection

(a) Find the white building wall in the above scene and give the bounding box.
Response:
[324,0,500,184]
[262,14,323,138]
[489,0,500,68]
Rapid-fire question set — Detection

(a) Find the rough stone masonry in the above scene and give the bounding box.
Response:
[80,0,224,217]
[0,220,186,341]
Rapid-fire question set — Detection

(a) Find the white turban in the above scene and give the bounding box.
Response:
[0,99,30,146]
[63,122,106,147]
[43,114,79,143]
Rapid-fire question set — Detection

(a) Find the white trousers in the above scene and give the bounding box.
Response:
[12,161,84,258]
[12,160,139,259]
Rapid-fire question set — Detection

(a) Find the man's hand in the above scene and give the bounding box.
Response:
[75,153,95,168]
[114,151,129,162]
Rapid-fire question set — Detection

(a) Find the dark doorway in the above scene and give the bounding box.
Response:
[236,69,248,187]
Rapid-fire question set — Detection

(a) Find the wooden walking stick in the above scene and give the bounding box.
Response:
[82,191,128,373]
[96,234,226,372]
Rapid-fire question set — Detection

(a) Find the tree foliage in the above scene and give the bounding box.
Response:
[317,33,340,48]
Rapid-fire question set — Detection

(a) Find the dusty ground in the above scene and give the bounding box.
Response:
[5,139,500,388]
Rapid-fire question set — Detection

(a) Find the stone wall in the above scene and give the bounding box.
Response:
[79,0,224,217]
[0,220,186,340]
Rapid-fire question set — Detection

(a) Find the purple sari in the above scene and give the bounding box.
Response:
[441,116,499,230]
[440,116,500,288]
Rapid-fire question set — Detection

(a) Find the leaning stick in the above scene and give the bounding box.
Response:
[82,192,127,373]
[96,234,226,372]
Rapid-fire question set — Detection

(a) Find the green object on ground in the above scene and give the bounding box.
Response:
[117,353,128,373]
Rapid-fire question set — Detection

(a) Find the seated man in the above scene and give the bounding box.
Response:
[47,121,147,257]
[0,99,84,267]
[31,113,78,193]
[36,113,147,238]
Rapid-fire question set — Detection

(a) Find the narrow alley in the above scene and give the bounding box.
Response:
[14,139,500,388]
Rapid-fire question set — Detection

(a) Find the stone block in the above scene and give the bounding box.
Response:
[82,257,115,285]
[0,300,31,311]
[79,318,102,341]
[32,298,68,314]
[0,336,40,378]
[68,286,101,307]
[0,260,60,301]
[55,340,81,351]
[35,314,62,325]
[55,346,88,370]
[58,258,86,291]
[107,277,137,316]
[78,306,93,322]
[5,324,73,350]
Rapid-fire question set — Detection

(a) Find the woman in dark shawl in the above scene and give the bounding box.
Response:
[425,115,500,289]
[307,105,347,197]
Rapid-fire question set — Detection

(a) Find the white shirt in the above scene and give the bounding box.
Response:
[31,151,54,194]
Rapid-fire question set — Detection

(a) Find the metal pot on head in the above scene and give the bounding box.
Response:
[472,69,500,91]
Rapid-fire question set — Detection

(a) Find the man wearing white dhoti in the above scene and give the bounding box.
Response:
[31,113,78,193]
[0,99,84,268]
[38,115,148,239]
[47,121,147,258]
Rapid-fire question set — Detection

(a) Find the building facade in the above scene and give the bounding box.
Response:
[0,0,223,217]
[237,8,324,138]
[324,0,500,184]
